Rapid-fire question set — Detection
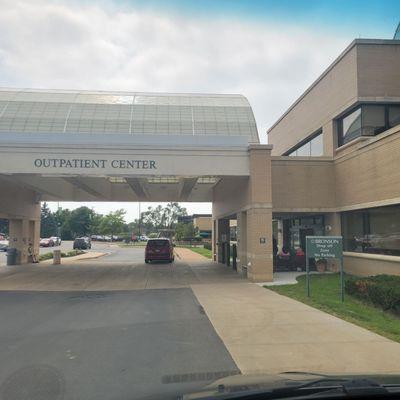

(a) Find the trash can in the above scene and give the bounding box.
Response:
[53,249,61,265]
[7,248,18,266]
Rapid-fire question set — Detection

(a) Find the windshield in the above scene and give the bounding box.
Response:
[1,2,400,400]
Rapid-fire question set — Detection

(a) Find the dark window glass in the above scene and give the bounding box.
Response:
[342,108,361,144]
[286,131,322,156]
[389,106,400,128]
[342,205,400,255]
[338,104,400,147]
[362,105,385,135]
[147,240,169,247]
[301,217,313,226]
[314,216,323,225]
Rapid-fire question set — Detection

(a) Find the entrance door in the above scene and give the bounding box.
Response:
[300,228,314,251]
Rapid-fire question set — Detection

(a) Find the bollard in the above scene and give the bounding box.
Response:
[53,249,61,265]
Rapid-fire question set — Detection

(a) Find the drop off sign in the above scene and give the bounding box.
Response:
[305,236,344,301]
[306,236,342,259]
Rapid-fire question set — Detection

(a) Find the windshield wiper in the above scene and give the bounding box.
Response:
[207,377,395,400]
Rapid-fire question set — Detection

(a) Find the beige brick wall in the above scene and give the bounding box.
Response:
[344,254,400,277]
[193,216,212,231]
[271,129,400,211]
[246,207,273,282]
[334,127,400,209]
[357,43,400,98]
[271,157,335,211]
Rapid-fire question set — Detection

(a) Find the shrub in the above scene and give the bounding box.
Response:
[203,242,212,250]
[38,252,53,261]
[64,250,84,257]
[345,275,400,315]
[39,249,85,262]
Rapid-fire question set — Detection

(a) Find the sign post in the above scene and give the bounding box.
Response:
[305,236,344,301]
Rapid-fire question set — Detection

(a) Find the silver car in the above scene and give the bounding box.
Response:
[0,239,9,252]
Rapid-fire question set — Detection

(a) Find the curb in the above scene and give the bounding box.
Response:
[40,252,108,264]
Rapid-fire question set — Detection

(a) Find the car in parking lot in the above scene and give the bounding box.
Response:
[145,238,174,263]
[50,236,62,246]
[0,238,8,252]
[40,238,54,247]
[73,237,91,250]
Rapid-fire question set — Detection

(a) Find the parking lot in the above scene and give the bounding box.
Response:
[0,240,145,266]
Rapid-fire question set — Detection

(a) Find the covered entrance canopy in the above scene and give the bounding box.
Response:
[0,88,259,202]
[0,88,274,281]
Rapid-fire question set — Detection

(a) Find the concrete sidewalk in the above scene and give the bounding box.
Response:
[175,247,210,263]
[192,283,400,375]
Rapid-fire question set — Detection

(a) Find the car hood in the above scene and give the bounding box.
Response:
[181,372,400,399]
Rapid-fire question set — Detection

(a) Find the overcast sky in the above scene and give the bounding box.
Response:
[1,0,399,222]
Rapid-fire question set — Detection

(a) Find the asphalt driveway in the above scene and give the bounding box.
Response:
[0,288,239,400]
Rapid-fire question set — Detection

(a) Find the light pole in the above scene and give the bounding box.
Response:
[138,202,141,237]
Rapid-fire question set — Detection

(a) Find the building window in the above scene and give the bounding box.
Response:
[342,205,400,256]
[362,105,386,136]
[286,130,323,156]
[341,107,361,144]
[338,103,400,146]
[389,105,400,128]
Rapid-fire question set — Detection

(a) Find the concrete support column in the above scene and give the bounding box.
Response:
[217,219,230,264]
[246,207,273,282]
[245,144,273,281]
[212,219,216,261]
[9,218,30,264]
[29,219,41,261]
[8,211,40,264]
[236,211,247,273]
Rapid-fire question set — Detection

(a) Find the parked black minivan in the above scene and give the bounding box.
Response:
[73,237,91,250]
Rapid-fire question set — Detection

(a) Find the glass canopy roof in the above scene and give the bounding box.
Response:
[0,89,259,143]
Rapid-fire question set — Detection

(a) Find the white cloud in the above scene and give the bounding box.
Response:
[0,1,350,220]
[0,0,350,140]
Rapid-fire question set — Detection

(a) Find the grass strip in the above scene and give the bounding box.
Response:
[267,273,400,343]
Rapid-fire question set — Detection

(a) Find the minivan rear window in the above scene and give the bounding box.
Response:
[147,240,169,247]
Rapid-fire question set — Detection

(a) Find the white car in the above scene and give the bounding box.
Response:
[50,236,62,246]
[0,239,8,252]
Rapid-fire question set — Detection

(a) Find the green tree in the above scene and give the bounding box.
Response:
[40,202,57,237]
[68,206,95,238]
[127,220,139,234]
[175,222,197,240]
[142,203,187,231]
[99,209,126,240]
[141,205,164,230]
[164,202,187,229]
[90,212,104,234]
